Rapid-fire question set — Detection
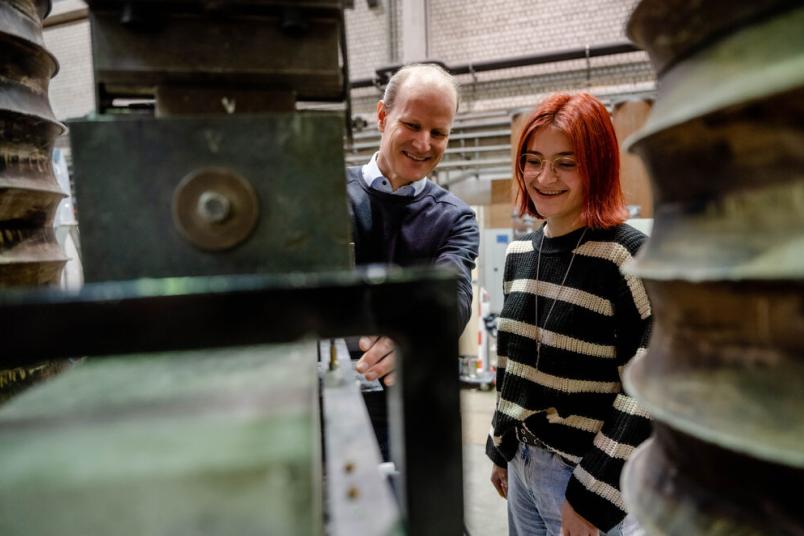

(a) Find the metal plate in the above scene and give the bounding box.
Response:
[0,341,321,536]
[320,339,402,536]
[70,113,352,282]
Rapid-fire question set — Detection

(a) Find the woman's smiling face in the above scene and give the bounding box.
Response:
[522,125,585,234]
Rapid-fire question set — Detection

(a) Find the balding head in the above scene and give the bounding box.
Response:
[382,63,460,114]
[375,64,458,189]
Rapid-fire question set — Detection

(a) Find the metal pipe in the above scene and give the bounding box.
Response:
[350,41,641,88]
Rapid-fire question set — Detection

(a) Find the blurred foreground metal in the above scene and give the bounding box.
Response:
[0,0,71,399]
[0,0,65,287]
[0,1,465,534]
[622,1,804,534]
[0,267,462,535]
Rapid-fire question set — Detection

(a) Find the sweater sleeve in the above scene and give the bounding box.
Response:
[485,336,520,468]
[433,207,479,330]
[564,265,653,532]
[485,327,517,468]
[485,246,519,468]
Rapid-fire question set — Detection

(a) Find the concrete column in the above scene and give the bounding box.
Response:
[401,0,428,62]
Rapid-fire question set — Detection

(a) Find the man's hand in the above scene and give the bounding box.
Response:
[560,501,598,536]
[490,464,508,499]
[355,336,396,386]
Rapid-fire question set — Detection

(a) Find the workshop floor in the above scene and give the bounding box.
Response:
[461,387,508,535]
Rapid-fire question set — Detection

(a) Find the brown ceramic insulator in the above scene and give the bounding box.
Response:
[626,0,800,75]
[623,425,804,536]
[622,2,804,534]
[627,279,804,465]
[0,0,67,288]
[0,0,69,400]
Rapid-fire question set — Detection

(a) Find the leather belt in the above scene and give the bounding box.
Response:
[515,425,576,467]
[514,425,550,450]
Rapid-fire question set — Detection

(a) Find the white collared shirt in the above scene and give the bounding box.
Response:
[361,152,427,197]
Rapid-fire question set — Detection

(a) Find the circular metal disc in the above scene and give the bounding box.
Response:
[171,167,259,252]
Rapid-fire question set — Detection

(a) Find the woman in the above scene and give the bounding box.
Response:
[487,93,652,536]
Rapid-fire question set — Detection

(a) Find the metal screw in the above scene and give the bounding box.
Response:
[197,191,231,224]
[329,339,338,371]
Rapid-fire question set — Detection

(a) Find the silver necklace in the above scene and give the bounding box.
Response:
[534,226,588,369]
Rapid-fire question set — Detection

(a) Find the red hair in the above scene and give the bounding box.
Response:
[514,93,627,229]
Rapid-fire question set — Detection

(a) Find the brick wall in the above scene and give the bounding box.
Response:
[345,0,397,80]
[428,0,638,62]
[43,19,94,121]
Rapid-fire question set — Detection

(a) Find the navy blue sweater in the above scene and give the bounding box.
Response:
[346,166,479,329]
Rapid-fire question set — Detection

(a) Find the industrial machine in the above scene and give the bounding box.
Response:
[0,1,464,534]
[0,0,70,399]
[622,0,804,534]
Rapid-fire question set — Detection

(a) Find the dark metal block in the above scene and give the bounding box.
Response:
[69,113,352,282]
[87,1,345,104]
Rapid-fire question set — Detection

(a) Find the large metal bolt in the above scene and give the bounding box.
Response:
[197,191,232,224]
[173,167,258,250]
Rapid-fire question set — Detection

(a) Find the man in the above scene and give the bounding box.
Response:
[346,63,480,457]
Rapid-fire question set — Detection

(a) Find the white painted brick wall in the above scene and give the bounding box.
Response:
[346,0,396,80]
[43,20,94,121]
[428,0,639,62]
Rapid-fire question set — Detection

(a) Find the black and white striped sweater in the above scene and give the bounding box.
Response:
[485,223,652,532]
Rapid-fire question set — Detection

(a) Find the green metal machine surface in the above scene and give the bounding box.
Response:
[0,342,321,536]
[70,113,352,282]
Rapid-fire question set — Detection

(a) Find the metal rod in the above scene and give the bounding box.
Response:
[350,41,642,88]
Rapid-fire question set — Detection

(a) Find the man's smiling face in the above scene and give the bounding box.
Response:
[376,77,456,190]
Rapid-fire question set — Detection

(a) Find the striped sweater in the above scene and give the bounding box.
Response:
[485,223,652,532]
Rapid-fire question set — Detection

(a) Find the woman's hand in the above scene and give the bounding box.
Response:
[490,464,508,498]
[560,501,598,536]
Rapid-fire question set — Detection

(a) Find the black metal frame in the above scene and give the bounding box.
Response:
[0,266,464,536]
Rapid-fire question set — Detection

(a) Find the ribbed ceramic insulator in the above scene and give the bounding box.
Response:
[0,0,66,288]
[621,1,804,534]
[0,0,70,401]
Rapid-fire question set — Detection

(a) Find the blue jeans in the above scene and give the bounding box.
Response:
[508,443,642,536]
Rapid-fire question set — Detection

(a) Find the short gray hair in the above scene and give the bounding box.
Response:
[382,63,460,112]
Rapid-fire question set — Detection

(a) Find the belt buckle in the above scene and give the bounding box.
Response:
[517,425,538,447]
[527,427,549,450]
[515,426,525,444]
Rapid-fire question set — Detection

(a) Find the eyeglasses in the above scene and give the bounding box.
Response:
[518,153,578,177]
